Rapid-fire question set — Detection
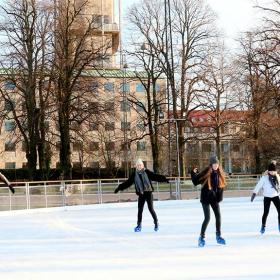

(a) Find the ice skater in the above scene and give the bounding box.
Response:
[191,155,226,247]
[114,159,169,232]
[0,172,15,193]
[251,162,280,234]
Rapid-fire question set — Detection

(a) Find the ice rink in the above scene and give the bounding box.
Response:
[0,196,280,280]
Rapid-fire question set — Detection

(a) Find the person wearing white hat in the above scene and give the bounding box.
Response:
[114,159,169,232]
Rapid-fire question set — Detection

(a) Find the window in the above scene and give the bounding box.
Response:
[121,122,130,131]
[56,142,61,151]
[73,142,83,151]
[104,101,114,111]
[233,144,240,153]
[136,101,145,112]
[105,142,115,151]
[89,161,100,168]
[121,142,131,151]
[89,81,99,92]
[104,82,114,92]
[71,121,81,130]
[105,122,115,131]
[89,142,99,151]
[5,162,16,169]
[73,162,81,169]
[137,121,145,131]
[120,83,130,93]
[155,83,161,92]
[5,141,16,151]
[136,83,145,92]
[4,100,14,111]
[89,102,99,114]
[43,121,50,131]
[89,123,98,131]
[5,120,16,132]
[137,141,146,151]
[4,80,16,90]
[22,141,27,152]
[104,15,110,24]
[120,100,130,112]
[202,143,211,153]
[222,143,229,153]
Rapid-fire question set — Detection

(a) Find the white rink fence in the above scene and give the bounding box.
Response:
[0,175,261,211]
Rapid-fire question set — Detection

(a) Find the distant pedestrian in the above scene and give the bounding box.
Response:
[114,159,169,232]
[191,155,226,247]
[0,172,15,193]
[251,162,280,234]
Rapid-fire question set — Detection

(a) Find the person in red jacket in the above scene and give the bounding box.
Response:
[114,159,169,232]
[191,155,226,247]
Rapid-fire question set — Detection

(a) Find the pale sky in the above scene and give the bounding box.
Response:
[122,0,269,49]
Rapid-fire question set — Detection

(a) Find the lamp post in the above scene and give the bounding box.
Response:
[159,111,185,199]
[122,54,129,177]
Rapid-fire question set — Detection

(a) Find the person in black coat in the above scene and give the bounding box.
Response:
[191,155,226,247]
[0,172,15,193]
[114,159,169,232]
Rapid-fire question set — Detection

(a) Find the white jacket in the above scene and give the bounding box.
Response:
[253,175,280,198]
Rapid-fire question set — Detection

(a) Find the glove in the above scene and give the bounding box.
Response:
[8,184,15,194]
[251,193,256,202]
[114,187,119,194]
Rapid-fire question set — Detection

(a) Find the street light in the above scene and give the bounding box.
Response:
[159,110,186,199]
[121,54,129,177]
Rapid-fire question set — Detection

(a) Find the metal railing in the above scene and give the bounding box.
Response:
[0,175,261,211]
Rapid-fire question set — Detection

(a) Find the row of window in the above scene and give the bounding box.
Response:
[3,141,147,152]
[3,100,146,115]
[2,120,145,133]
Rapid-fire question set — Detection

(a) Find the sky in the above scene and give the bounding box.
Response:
[122,0,269,49]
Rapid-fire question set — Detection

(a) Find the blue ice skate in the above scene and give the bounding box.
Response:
[154,223,159,232]
[260,225,265,234]
[134,225,142,232]
[198,236,205,247]
[216,235,226,245]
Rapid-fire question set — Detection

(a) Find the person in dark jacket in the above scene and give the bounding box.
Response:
[191,155,226,247]
[114,159,169,232]
[0,172,15,193]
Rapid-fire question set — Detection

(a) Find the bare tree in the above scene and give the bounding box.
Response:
[196,44,241,163]
[0,0,53,179]
[51,0,111,179]
[128,0,218,176]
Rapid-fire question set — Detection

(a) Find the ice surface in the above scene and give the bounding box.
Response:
[0,197,279,280]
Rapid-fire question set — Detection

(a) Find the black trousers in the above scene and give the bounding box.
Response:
[137,192,158,226]
[262,196,280,226]
[200,202,221,238]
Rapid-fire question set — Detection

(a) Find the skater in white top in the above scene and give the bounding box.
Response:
[251,162,280,234]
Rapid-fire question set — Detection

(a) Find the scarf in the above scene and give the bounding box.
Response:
[134,169,152,194]
[211,171,219,192]
[269,174,280,192]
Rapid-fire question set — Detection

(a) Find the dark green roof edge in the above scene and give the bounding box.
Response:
[82,69,166,79]
[0,68,166,79]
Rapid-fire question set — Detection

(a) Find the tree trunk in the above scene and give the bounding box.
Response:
[58,103,72,180]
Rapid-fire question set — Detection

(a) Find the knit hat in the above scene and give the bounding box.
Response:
[268,163,276,171]
[209,155,219,165]
[136,158,144,166]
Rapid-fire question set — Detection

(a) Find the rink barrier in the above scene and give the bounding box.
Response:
[0,175,261,211]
